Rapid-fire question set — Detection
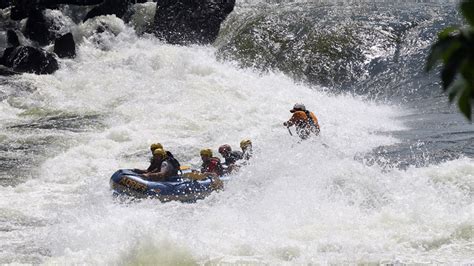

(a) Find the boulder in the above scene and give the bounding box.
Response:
[153,0,235,45]
[10,0,31,20]
[24,8,76,46]
[0,0,12,9]
[2,46,58,74]
[83,0,143,21]
[24,8,53,46]
[54,32,76,58]
[7,29,20,47]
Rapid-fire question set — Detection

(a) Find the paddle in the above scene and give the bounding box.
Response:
[182,171,208,180]
[179,165,191,171]
[180,165,205,180]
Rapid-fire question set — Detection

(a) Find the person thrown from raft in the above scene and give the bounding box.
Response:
[134,143,179,175]
[283,103,320,140]
[218,144,243,174]
[141,148,181,182]
[199,148,224,177]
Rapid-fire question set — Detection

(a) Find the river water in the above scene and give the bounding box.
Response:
[0,0,472,264]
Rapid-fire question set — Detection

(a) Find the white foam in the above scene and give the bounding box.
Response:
[0,16,471,264]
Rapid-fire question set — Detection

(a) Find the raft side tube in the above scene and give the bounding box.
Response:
[110,169,224,202]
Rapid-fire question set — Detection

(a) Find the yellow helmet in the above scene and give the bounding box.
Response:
[240,139,252,149]
[150,143,163,152]
[200,148,213,157]
[153,148,167,158]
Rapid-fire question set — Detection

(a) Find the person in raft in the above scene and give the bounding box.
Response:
[239,139,253,161]
[199,148,224,177]
[283,103,320,140]
[142,148,180,181]
[218,144,242,174]
[199,148,224,190]
[135,143,179,174]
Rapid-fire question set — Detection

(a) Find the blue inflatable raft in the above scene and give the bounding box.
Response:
[110,169,227,202]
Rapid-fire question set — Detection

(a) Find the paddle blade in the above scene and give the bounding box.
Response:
[179,165,191,170]
[182,171,208,180]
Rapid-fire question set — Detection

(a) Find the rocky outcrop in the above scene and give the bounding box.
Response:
[0,0,235,76]
[7,0,146,22]
[2,46,58,74]
[0,30,60,75]
[153,0,235,45]
[7,0,234,45]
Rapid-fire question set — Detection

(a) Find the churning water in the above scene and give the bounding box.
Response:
[0,1,472,264]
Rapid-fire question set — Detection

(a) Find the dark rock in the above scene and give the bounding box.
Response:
[0,0,12,9]
[83,0,133,21]
[1,47,15,65]
[7,29,20,47]
[23,6,80,46]
[51,0,103,4]
[10,0,104,20]
[83,5,108,21]
[10,0,30,20]
[24,8,53,46]
[0,65,20,76]
[54,32,76,58]
[153,0,235,45]
[3,46,58,74]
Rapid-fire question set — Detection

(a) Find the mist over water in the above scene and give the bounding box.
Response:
[0,1,472,264]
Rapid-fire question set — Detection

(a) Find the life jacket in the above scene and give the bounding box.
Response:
[201,157,224,176]
[304,110,320,135]
[304,110,315,127]
[224,150,243,165]
[166,151,181,174]
[292,110,319,139]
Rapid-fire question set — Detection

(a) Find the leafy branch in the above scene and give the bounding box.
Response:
[426,0,474,120]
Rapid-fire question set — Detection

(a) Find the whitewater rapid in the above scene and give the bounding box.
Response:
[0,13,472,264]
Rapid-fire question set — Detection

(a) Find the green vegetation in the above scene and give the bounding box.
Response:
[426,0,474,120]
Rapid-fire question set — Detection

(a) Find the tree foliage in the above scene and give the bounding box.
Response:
[426,0,474,120]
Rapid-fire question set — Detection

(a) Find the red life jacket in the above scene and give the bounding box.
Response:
[201,157,224,176]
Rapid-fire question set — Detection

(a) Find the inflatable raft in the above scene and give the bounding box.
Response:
[109,169,227,202]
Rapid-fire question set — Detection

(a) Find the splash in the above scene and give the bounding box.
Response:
[0,5,472,265]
